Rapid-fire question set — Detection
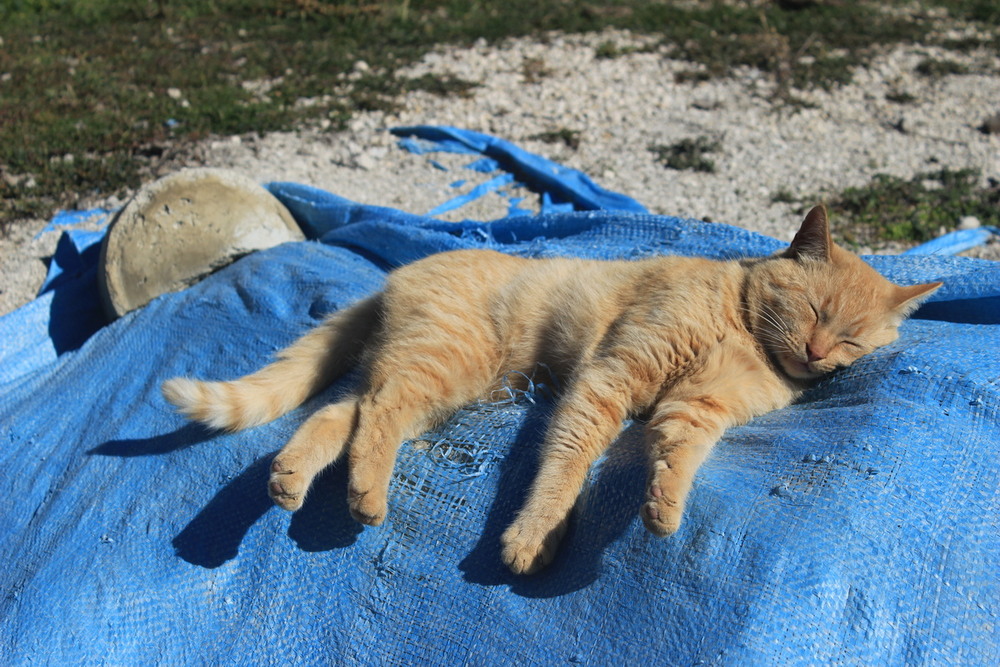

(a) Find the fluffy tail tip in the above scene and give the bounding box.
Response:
[162,377,202,414]
[161,377,232,431]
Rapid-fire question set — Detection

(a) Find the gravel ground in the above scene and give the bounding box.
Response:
[2,29,998,317]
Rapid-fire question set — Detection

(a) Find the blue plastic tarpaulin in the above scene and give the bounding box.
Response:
[1,127,998,664]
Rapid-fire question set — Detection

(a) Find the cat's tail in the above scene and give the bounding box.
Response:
[162,295,381,432]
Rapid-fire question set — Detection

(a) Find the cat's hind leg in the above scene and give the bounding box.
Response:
[268,398,358,510]
[345,336,500,526]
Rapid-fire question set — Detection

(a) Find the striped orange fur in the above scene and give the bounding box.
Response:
[163,206,941,574]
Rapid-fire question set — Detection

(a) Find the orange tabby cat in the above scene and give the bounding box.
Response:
[162,206,940,574]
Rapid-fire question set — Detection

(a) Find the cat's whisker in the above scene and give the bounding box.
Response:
[758,303,791,335]
[739,301,788,335]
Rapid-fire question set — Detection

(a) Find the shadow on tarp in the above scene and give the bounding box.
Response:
[93,421,364,568]
[460,400,647,599]
[167,453,361,568]
[287,462,365,553]
[89,422,216,457]
[47,261,108,355]
[913,296,1000,325]
[171,453,277,568]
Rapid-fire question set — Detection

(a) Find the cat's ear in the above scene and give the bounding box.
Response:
[787,205,832,261]
[890,281,943,319]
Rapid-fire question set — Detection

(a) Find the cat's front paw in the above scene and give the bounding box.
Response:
[268,455,314,511]
[642,480,684,537]
[500,518,567,575]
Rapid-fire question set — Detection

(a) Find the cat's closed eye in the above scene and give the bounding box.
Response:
[809,303,820,323]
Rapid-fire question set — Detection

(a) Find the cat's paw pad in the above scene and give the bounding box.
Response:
[267,456,311,511]
[642,483,683,537]
[500,519,566,575]
[347,485,386,526]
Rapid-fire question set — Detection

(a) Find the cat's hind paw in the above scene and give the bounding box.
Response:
[641,482,684,537]
[347,485,387,526]
[500,518,567,575]
[267,455,313,511]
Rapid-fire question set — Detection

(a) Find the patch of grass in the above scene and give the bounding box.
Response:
[915,57,971,76]
[650,137,721,174]
[2,0,996,228]
[656,1,930,93]
[938,35,994,52]
[594,40,622,59]
[771,189,798,204]
[530,128,581,150]
[674,69,712,85]
[402,73,479,98]
[520,56,551,83]
[886,89,918,104]
[824,169,1000,245]
[593,39,650,60]
[931,0,1000,24]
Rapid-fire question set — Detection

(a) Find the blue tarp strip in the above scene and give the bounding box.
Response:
[392,125,648,215]
[904,226,1000,256]
[426,173,515,216]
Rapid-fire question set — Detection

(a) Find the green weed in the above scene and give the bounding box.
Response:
[530,129,581,150]
[650,137,721,174]
[824,169,1000,245]
[915,57,971,76]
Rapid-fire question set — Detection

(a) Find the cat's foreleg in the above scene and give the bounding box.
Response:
[641,398,729,537]
[501,367,632,575]
[268,398,358,511]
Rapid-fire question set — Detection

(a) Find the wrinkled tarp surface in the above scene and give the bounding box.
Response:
[1,128,998,665]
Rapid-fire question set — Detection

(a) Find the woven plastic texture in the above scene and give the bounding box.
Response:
[2,173,999,663]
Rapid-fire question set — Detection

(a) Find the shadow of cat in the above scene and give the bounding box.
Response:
[169,454,363,568]
[90,410,364,568]
[89,390,644,578]
[460,403,647,598]
[171,454,276,568]
[88,422,216,457]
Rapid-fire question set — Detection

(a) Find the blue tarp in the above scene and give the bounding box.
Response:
[1,128,998,664]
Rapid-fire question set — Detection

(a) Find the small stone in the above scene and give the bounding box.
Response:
[353,60,370,73]
[958,216,980,230]
[979,112,1000,135]
[167,87,183,100]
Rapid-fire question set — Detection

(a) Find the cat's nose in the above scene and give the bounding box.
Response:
[806,343,826,362]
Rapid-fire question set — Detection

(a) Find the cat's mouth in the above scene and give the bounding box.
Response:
[781,356,823,380]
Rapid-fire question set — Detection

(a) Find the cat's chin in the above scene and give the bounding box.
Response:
[780,357,823,380]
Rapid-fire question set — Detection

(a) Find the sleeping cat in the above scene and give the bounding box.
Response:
[162,205,940,574]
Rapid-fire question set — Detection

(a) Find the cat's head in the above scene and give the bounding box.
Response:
[747,205,942,381]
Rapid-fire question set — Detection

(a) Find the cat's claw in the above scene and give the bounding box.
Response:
[500,519,566,575]
[267,456,309,511]
[268,479,303,511]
